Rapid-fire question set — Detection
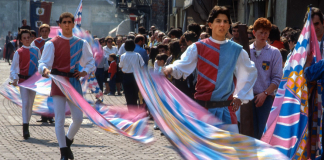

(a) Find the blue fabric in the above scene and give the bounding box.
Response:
[109,74,116,95]
[253,96,274,139]
[28,47,39,76]
[134,44,148,65]
[210,41,242,101]
[304,59,324,106]
[208,107,232,124]
[68,36,84,95]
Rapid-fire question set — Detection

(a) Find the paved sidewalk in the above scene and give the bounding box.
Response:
[0,60,181,160]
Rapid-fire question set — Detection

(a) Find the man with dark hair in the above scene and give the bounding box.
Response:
[184,31,199,46]
[157,44,169,54]
[231,22,241,43]
[268,24,284,50]
[19,19,31,31]
[168,29,181,39]
[138,26,146,35]
[306,7,324,57]
[30,30,37,42]
[39,12,95,159]
[31,23,54,123]
[134,35,149,65]
[187,23,202,38]
[119,39,144,109]
[10,29,41,140]
[164,6,257,126]
[281,27,293,38]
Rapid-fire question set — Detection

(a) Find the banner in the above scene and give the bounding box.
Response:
[30,1,53,36]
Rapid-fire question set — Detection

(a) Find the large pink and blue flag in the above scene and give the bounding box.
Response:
[134,68,288,159]
[262,8,322,159]
[74,0,82,28]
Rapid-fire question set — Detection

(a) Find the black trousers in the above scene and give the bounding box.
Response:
[95,68,104,92]
[122,73,138,108]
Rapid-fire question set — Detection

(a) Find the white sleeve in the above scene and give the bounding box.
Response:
[233,49,257,104]
[37,48,41,60]
[10,51,19,81]
[38,41,54,74]
[80,40,96,74]
[154,60,159,72]
[117,44,125,56]
[30,41,35,47]
[119,54,124,68]
[167,44,198,79]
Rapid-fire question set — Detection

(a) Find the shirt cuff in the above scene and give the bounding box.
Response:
[82,68,90,74]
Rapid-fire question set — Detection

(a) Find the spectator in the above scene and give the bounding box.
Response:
[269,24,285,50]
[134,35,149,65]
[119,40,145,109]
[250,18,283,139]
[19,19,31,31]
[184,31,199,46]
[200,32,209,40]
[108,54,117,96]
[231,22,241,43]
[187,23,202,38]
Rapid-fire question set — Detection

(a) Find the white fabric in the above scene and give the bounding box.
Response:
[38,35,96,75]
[53,96,83,148]
[30,37,51,47]
[103,46,118,58]
[255,50,262,57]
[117,43,126,56]
[153,60,159,72]
[20,87,36,123]
[166,37,257,103]
[119,51,145,73]
[10,45,41,81]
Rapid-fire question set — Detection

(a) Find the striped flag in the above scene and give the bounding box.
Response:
[74,0,82,28]
[262,7,322,159]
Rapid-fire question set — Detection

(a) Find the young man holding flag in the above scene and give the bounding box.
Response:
[39,12,95,160]
[31,23,54,123]
[164,6,257,126]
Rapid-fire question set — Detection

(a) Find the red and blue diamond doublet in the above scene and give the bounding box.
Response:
[17,46,39,84]
[34,37,52,54]
[50,36,83,97]
[195,38,242,124]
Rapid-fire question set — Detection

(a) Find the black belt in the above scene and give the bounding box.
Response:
[18,74,31,80]
[196,100,232,109]
[51,69,75,78]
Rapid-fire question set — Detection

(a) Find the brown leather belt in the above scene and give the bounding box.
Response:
[18,74,31,80]
[196,100,232,109]
[51,69,75,78]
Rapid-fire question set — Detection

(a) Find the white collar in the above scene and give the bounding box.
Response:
[22,45,31,49]
[60,35,73,40]
[209,37,227,44]
[41,37,50,40]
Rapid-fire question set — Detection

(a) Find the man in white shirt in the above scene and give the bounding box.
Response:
[164,6,257,126]
[308,7,324,57]
[38,12,95,160]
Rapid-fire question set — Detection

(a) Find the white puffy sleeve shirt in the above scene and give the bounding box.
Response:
[119,51,145,73]
[166,37,257,103]
[10,45,41,81]
[38,35,96,75]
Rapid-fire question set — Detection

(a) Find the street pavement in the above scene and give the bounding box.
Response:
[0,60,181,160]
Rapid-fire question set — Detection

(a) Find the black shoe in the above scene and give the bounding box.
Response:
[60,147,69,160]
[48,118,54,123]
[23,123,30,139]
[66,136,74,160]
[37,116,48,123]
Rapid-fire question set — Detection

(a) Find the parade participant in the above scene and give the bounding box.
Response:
[31,24,52,54]
[103,36,118,94]
[31,24,54,123]
[108,54,117,96]
[38,12,95,160]
[250,18,282,139]
[10,29,41,139]
[164,6,257,125]
[119,39,145,109]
